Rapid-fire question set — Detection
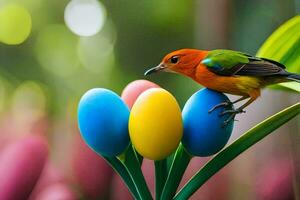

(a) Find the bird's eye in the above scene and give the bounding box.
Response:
[170,56,179,64]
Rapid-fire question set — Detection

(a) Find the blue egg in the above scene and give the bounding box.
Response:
[78,88,130,157]
[182,88,234,157]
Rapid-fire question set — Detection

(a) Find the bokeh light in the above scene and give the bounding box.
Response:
[77,21,116,73]
[11,81,47,130]
[35,24,79,77]
[0,4,32,45]
[1,0,49,33]
[64,0,106,37]
[0,76,11,114]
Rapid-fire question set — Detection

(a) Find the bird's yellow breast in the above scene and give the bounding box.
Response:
[193,65,262,96]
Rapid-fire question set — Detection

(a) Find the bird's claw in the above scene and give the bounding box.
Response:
[208,101,232,113]
[219,108,245,116]
[220,108,245,127]
[222,116,234,127]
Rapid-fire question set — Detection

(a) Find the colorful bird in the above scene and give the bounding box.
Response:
[145,49,300,124]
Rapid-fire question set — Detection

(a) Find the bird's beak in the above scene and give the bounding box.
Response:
[144,63,167,76]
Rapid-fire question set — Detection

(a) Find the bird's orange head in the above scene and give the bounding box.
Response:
[145,49,208,77]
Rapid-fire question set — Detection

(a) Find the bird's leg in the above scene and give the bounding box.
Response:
[221,90,260,116]
[221,90,260,126]
[221,103,248,127]
[220,89,260,126]
[222,114,238,127]
[231,96,249,104]
[208,96,248,113]
[208,101,231,113]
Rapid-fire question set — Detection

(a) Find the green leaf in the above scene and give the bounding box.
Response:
[268,82,300,92]
[257,15,300,63]
[155,159,168,200]
[257,15,300,92]
[103,156,140,199]
[123,145,153,200]
[174,103,300,200]
[160,143,192,200]
[277,82,300,92]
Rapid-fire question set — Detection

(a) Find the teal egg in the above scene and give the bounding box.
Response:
[182,88,234,156]
[78,88,130,157]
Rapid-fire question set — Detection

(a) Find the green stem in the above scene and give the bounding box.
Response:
[136,151,144,166]
[155,159,168,200]
[103,156,140,199]
[166,153,175,171]
[174,103,300,200]
[160,143,192,200]
[123,145,153,200]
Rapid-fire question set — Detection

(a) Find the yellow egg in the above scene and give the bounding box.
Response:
[129,88,183,160]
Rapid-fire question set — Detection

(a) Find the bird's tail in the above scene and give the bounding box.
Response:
[286,73,300,83]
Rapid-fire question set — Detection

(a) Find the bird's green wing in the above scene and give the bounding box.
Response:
[201,49,286,76]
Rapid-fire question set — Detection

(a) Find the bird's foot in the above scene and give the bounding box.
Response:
[208,101,232,113]
[220,108,245,116]
[220,108,245,127]
[222,115,235,127]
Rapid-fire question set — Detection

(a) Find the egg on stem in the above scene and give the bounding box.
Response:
[173,102,300,200]
[78,88,152,200]
[121,80,167,200]
[77,88,140,199]
[161,88,234,199]
[128,88,182,199]
[121,79,164,199]
[121,79,160,166]
[129,88,183,160]
[78,88,130,157]
[182,88,234,157]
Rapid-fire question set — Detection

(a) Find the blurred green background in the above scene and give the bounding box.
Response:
[0,0,299,199]
[0,0,298,115]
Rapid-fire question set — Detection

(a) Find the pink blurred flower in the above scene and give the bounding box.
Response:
[34,183,77,200]
[29,161,70,200]
[177,157,230,200]
[0,136,48,200]
[255,159,294,200]
[72,135,113,199]
[142,159,155,196]
[110,174,134,200]
[0,113,49,151]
